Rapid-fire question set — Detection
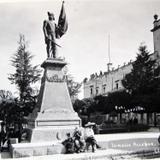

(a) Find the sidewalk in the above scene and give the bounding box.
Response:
[1,131,160,160]
[0,149,137,160]
[95,131,159,142]
[2,148,160,160]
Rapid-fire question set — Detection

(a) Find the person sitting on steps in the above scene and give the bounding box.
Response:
[73,127,85,153]
[62,133,74,154]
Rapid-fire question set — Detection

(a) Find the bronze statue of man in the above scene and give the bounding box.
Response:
[43,2,68,58]
[43,12,58,58]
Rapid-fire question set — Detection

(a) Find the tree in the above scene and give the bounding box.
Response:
[8,34,41,115]
[0,90,15,122]
[65,74,82,102]
[62,66,81,101]
[122,44,160,112]
[107,90,132,111]
[0,90,21,130]
[73,97,95,115]
[73,99,85,114]
[81,98,96,121]
[122,45,157,95]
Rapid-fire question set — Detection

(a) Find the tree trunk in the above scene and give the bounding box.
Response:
[154,112,157,127]
[147,112,149,124]
[120,113,122,124]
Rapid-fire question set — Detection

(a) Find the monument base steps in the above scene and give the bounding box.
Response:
[11,133,159,158]
[11,141,65,158]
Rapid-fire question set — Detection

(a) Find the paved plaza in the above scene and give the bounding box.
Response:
[1,131,160,160]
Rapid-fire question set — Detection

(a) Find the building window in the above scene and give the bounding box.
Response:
[90,88,93,95]
[102,84,106,93]
[103,86,106,93]
[90,86,93,96]
[96,87,99,95]
[116,82,119,89]
[115,80,119,90]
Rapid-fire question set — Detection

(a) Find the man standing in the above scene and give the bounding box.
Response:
[43,1,68,58]
[43,12,57,58]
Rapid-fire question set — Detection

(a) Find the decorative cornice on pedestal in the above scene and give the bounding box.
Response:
[41,58,67,69]
[46,73,65,83]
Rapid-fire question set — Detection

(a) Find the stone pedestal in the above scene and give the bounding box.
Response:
[28,58,81,142]
[11,58,81,158]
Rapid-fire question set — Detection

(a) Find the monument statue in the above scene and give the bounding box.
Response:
[11,2,81,158]
[27,0,80,144]
[43,12,57,58]
[43,1,68,58]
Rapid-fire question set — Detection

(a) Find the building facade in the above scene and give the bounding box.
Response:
[83,15,160,98]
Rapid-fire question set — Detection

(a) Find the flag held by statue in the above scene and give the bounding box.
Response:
[57,1,68,38]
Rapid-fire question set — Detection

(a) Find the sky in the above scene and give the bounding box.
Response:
[0,0,159,99]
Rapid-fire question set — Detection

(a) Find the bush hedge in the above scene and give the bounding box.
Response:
[98,123,149,134]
